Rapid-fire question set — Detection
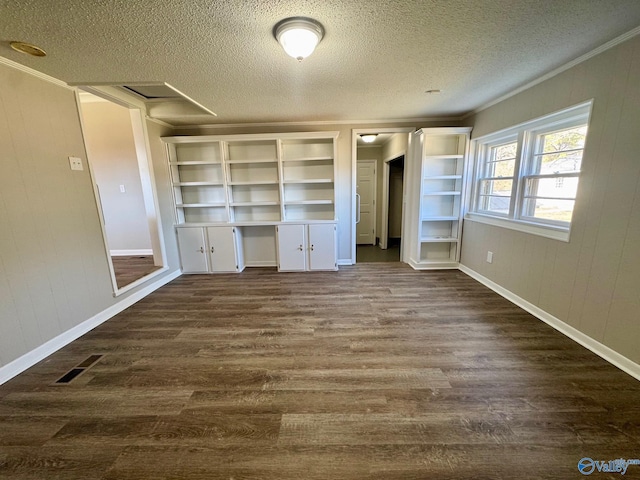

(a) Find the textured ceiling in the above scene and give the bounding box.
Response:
[2,0,640,124]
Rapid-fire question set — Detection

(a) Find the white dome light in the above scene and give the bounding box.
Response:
[274,17,324,61]
[360,134,378,143]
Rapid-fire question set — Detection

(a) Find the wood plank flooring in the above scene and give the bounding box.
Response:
[111,255,161,289]
[1,263,639,479]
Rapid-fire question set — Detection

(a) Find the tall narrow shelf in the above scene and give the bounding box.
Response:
[281,137,336,221]
[168,141,229,224]
[225,140,281,223]
[411,127,472,269]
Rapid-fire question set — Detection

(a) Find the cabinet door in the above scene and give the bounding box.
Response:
[177,228,209,273]
[206,226,239,272]
[277,224,306,271]
[308,223,337,271]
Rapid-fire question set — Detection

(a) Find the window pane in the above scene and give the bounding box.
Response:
[541,126,587,154]
[479,195,511,215]
[535,126,587,174]
[480,179,512,196]
[486,159,515,177]
[522,198,575,223]
[524,176,579,199]
[536,150,583,174]
[492,142,517,161]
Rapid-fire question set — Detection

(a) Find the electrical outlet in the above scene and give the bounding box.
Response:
[486,251,494,264]
[68,156,83,171]
[119,184,126,193]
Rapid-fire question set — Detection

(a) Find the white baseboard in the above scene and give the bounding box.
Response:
[337,259,354,266]
[0,269,182,385]
[408,258,459,270]
[110,249,154,256]
[458,264,640,382]
[245,261,277,268]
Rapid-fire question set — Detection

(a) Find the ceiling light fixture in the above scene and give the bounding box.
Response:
[360,134,378,143]
[274,17,324,61]
[9,41,46,57]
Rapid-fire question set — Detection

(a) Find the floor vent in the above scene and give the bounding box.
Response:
[54,355,104,384]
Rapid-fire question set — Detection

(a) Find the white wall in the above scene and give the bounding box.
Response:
[461,35,640,364]
[0,61,180,373]
[80,100,152,254]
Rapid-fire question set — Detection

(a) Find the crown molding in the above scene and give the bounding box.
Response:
[463,25,640,120]
[0,55,70,89]
[172,116,462,131]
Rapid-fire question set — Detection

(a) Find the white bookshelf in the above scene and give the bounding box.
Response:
[163,132,339,273]
[412,128,472,269]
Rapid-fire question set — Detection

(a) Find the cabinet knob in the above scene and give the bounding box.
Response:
[198,246,204,253]
[310,244,314,251]
[211,246,215,253]
[298,245,303,251]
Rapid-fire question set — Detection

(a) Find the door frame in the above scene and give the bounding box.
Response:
[75,87,169,296]
[351,128,414,264]
[356,158,377,246]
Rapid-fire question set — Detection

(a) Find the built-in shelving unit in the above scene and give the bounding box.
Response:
[411,127,472,269]
[163,132,339,273]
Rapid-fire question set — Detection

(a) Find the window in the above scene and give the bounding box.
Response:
[470,101,592,241]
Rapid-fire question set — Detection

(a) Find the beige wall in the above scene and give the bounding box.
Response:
[80,100,152,253]
[0,62,180,370]
[460,35,640,364]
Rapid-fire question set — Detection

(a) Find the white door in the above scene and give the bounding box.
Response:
[308,223,337,271]
[277,224,306,271]
[356,160,376,245]
[177,228,208,273]
[206,226,238,272]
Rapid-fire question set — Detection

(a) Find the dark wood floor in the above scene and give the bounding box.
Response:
[1,263,639,479]
[112,255,162,289]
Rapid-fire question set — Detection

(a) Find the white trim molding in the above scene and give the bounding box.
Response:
[0,56,70,89]
[459,264,640,382]
[110,249,154,256]
[0,269,181,386]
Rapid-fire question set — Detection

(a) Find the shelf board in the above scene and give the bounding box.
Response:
[421,216,459,221]
[284,200,333,205]
[423,175,462,180]
[173,181,224,186]
[423,191,461,196]
[228,180,279,186]
[283,178,334,184]
[282,156,333,162]
[170,161,222,166]
[423,154,463,160]
[226,158,278,164]
[231,201,280,207]
[177,203,226,208]
[420,236,459,243]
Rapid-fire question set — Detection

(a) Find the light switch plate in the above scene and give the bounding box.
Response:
[69,156,83,171]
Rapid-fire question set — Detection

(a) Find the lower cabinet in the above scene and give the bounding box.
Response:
[177,226,244,273]
[276,223,337,272]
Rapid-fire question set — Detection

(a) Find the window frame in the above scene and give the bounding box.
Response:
[468,101,593,242]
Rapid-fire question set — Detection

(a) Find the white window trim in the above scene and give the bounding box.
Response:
[467,100,593,243]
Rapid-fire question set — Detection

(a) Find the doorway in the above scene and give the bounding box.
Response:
[77,91,167,294]
[353,129,413,263]
[386,155,405,255]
